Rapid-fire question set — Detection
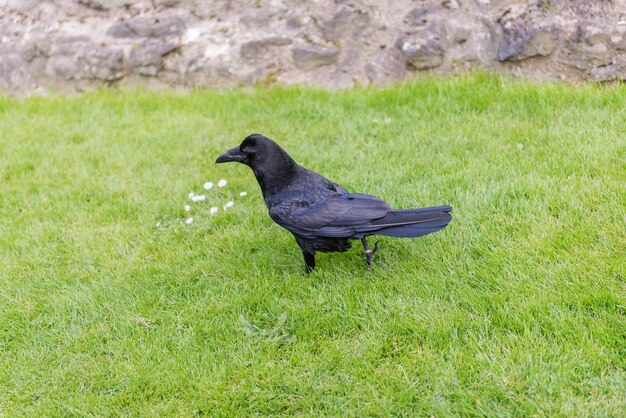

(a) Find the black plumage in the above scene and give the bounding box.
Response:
[216,134,452,273]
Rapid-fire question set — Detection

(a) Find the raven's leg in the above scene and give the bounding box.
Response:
[294,234,316,274]
[303,252,316,274]
[361,238,381,267]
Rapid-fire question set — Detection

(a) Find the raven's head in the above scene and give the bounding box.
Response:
[216,134,294,169]
[216,134,299,195]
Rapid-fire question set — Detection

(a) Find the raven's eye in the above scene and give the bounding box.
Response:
[242,148,256,162]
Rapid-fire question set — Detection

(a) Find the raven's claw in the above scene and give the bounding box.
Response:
[362,238,381,268]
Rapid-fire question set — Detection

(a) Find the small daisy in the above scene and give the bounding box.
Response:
[210,207,219,215]
[188,192,195,199]
[218,179,227,188]
[223,201,234,210]
[135,316,151,327]
[184,204,191,212]
[239,191,248,197]
[191,194,206,202]
[185,217,194,224]
[203,181,214,190]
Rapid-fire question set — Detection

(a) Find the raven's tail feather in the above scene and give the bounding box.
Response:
[365,205,453,238]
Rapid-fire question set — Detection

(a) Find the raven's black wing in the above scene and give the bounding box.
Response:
[269,193,391,239]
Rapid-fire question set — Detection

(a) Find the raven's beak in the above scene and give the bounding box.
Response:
[215,146,244,164]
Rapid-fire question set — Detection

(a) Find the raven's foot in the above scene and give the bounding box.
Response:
[361,238,381,268]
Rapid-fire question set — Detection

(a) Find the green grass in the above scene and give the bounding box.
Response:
[1,74,625,416]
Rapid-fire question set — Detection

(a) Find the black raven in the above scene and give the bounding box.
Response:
[216,134,452,273]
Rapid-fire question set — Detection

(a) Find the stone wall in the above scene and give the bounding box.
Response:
[1,0,625,94]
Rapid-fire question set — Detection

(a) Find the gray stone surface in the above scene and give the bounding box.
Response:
[1,0,626,94]
[397,23,447,70]
[365,49,407,85]
[496,3,561,62]
[241,36,292,61]
[129,40,178,76]
[106,15,187,38]
[561,20,626,81]
[322,8,370,41]
[292,45,340,70]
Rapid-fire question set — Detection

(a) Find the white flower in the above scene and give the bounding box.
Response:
[156,221,161,227]
[191,195,206,202]
[184,205,191,212]
[203,181,214,190]
[223,201,234,210]
[188,192,195,199]
[185,217,194,224]
[218,179,227,188]
[210,207,219,215]
[239,191,247,197]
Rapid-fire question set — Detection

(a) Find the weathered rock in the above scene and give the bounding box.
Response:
[365,48,406,85]
[106,15,187,38]
[129,40,178,76]
[45,55,79,80]
[239,6,281,28]
[589,64,621,82]
[241,36,292,61]
[453,25,472,44]
[567,21,617,69]
[78,0,107,11]
[446,17,494,67]
[50,36,92,57]
[403,5,444,27]
[0,54,30,89]
[497,26,560,61]
[45,38,125,81]
[396,22,447,70]
[43,37,90,80]
[292,45,339,70]
[561,20,625,81]
[20,37,51,62]
[78,46,125,81]
[317,6,371,79]
[0,55,15,83]
[78,0,134,10]
[322,8,370,41]
[154,0,182,7]
[496,5,560,62]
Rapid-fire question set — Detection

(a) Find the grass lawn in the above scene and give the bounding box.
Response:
[1,75,625,416]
